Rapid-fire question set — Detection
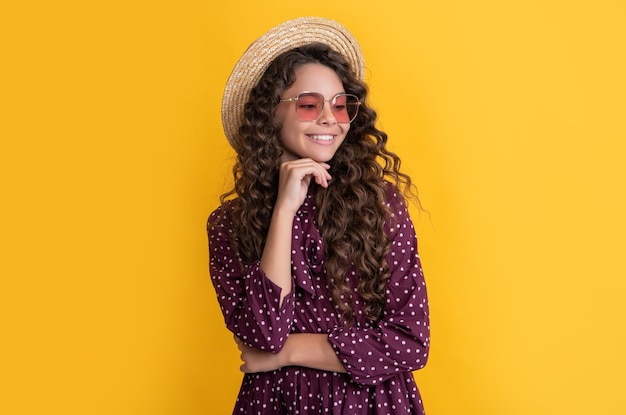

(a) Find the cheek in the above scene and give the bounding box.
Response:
[279,114,308,137]
[340,125,351,140]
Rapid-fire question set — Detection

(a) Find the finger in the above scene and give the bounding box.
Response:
[234,336,245,351]
[312,166,332,188]
[283,158,332,178]
[316,161,333,182]
[289,160,331,187]
[280,163,328,191]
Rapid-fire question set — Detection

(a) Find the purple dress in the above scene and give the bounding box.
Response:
[208,184,430,414]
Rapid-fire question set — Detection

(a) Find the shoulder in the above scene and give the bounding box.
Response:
[382,181,413,236]
[207,199,237,232]
[383,180,408,213]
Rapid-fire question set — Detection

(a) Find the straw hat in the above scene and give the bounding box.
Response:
[221,16,365,151]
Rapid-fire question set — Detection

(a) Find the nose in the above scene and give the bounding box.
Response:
[316,101,337,125]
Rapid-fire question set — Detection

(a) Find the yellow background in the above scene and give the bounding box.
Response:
[2,0,625,414]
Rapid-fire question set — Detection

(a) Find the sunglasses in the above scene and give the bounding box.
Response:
[279,92,361,123]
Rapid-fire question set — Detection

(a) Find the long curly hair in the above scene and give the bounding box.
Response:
[214,43,416,325]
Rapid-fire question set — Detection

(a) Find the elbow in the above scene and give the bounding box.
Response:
[411,327,430,370]
[414,342,430,370]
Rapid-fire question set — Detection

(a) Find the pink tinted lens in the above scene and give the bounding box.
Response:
[295,93,323,121]
[332,95,351,123]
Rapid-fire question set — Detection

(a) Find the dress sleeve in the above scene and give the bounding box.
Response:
[327,188,430,386]
[207,206,294,352]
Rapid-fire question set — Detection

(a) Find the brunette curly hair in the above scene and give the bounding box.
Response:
[214,43,417,324]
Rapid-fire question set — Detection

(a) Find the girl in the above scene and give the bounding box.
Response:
[208,17,430,414]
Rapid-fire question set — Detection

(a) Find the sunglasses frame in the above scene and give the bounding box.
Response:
[279,91,361,123]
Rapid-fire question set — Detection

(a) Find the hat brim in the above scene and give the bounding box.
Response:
[221,16,365,151]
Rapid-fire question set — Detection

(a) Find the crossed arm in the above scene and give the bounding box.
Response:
[235,332,346,373]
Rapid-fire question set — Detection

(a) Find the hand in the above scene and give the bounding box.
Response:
[235,336,285,373]
[274,158,331,216]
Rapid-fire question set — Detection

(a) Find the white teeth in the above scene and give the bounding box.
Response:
[310,135,333,141]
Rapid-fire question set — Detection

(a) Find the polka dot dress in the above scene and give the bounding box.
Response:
[208,183,430,414]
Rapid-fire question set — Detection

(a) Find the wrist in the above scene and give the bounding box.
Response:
[272,205,298,221]
[280,334,297,367]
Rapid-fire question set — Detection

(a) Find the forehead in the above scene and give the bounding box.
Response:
[285,63,344,95]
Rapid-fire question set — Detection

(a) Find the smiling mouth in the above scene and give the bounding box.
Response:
[308,134,334,142]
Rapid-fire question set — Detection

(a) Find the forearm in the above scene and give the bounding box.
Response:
[282,333,346,373]
[260,208,295,306]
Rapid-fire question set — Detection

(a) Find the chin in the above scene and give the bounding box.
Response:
[311,154,335,163]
